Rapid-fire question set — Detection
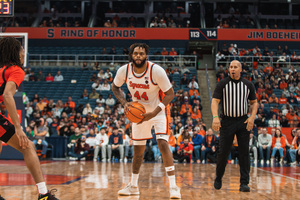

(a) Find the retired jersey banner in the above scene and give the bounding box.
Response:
[5,27,300,41]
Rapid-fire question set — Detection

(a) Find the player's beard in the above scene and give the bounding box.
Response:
[133,58,147,68]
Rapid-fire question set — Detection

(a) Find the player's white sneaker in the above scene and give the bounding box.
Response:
[170,186,181,199]
[118,183,140,196]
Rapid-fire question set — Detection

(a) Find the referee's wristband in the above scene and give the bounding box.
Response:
[213,116,219,119]
[158,102,166,110]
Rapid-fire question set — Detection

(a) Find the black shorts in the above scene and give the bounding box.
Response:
[0,114,15,143]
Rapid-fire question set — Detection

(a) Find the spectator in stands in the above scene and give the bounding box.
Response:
[29,71,36,81]
[100,80,111,91]
[260,92,269,104]
[36,71,44,81]
[168,19,176,28]
[65,96,75,110]
[81,62,89,70]
[177,138,193,163]
[258,128,272,164]
[96,95,106,104]
[54,71,64,81]
[69,135,90,161]
[265,84,273,96]
[249,131,258,164]
[104,20,112,27]
[191,106,201,121]
[110,47,117,55]
[181,66,190,74]
[81,89,89,99]
[89,89,99,99]
[169,131,176,154]
[280,115,289,127]
[201,128,216,164]
[82,103,93,115]
[180,74,189,86]
[282,88,290,98]
[254,114,266,127]
[97,70,106,82]
[288,129,300,164]
[188,78,199,89]
[94,127,108,162]
[291,51,299,63]
[158,19,167,28]
[33,118,49,159]
[111,19,118,27]
[107,127,124,162]
[268,114,280,127]
[179,99,192,119]
[283,45,291,55]
[191,128,202,163]
[169,48,177,56]
[90,73,97,82]
[286,110,300,126]
[268,93,278,104]
[287,92,298,104]
[92,80,101,91]
[271,129,286,163]
[45,73,54,82]
[264,63,273,73]
[161,47,168,56]
[123,130,133,163]
[106,94,116,107]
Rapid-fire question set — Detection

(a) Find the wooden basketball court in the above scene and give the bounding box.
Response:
[0,160,299,200]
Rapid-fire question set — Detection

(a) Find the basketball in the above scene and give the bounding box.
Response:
[125,102,145,123]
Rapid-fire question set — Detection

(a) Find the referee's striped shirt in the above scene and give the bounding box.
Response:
[213,76,256,117]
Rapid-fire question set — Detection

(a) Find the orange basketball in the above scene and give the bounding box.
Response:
[125,102,145,123]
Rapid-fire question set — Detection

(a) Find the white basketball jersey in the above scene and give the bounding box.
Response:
[125,61,164,112]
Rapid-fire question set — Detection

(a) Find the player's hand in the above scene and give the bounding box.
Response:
[124,101,136,115]
[137,112,156,124]
[15,127,29,149]
[212,117,221,131]
[244,117,255,131]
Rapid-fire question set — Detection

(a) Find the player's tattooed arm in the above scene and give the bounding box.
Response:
[111,83,128,107]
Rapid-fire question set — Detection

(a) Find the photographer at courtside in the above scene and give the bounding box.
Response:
[177,138,193,163]
[33,118,49,159]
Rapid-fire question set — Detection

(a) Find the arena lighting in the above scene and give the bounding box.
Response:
[287,0,291,2]
[231,0,235,2]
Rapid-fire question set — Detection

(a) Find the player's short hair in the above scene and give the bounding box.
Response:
[129,43,149,61]
[0,37,22,68]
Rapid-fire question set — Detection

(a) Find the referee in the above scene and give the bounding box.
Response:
[211,60,258,192]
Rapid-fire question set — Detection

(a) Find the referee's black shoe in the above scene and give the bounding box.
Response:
[239,184,250,192]
[214,178,222,190]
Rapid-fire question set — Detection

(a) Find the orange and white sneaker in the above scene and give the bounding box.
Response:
[170,186,181,199]
[118,183,140,196]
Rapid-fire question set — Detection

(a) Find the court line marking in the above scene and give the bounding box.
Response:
[257,167,300,182]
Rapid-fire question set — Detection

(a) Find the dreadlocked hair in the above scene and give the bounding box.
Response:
[0,37,22,68]
[129,43,149,62]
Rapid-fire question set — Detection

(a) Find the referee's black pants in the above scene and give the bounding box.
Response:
[216,115,250,185]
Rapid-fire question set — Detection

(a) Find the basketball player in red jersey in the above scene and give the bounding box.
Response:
[0,37,58,200]
[112,43,181,199]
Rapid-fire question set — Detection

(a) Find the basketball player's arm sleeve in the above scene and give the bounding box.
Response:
[112,66,127,106]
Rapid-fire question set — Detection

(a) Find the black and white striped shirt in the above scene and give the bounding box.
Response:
[213,77,256,117]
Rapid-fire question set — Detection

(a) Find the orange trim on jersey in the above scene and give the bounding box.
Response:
[132,137,153,141]
[158,90,165,102]
[150,63,157,85]
[132,62,149,79]
[125,63,130,83]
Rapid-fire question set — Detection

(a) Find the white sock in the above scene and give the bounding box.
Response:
[131,173,139,187]
[168,175,176,188]
[36,182,48,195]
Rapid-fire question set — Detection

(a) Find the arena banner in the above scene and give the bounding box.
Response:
[5,27,190,40]
[5,28,300,41]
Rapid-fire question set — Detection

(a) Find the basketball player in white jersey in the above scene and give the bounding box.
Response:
[112,43,181,199]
